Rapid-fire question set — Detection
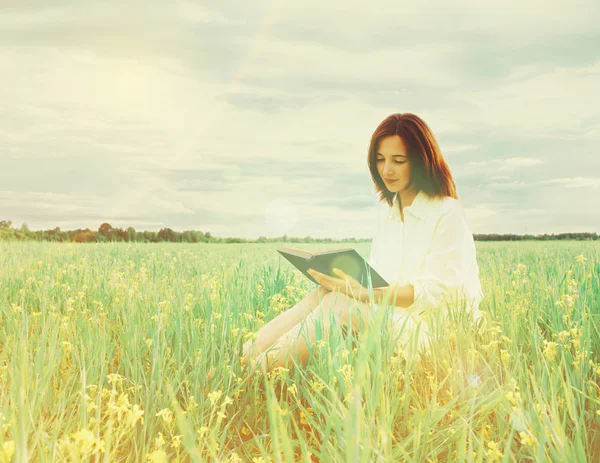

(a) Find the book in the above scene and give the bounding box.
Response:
[277,246,388,289]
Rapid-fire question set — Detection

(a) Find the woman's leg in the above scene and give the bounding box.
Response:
[241,286,329,364]
[254,291,373,373]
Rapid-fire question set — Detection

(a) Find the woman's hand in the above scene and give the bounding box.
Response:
[307,268,368,301]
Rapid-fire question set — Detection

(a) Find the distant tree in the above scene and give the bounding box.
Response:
[73,229,97,243]
[113,227,128,241]
[45,227,66,242]
[181,230,197,243]
[158,227,177,242]
[142,231,158,243]
[0,220,12,229]
[126,227,136,242]
[98,222,113,238]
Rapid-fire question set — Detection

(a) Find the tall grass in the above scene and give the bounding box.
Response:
[0,240,598,462]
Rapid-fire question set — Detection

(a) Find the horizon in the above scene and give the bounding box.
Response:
[1,219,597,242]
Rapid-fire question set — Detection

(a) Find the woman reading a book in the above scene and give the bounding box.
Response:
[241,112,485,375]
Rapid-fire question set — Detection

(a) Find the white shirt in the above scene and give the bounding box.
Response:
[368,190,485,327]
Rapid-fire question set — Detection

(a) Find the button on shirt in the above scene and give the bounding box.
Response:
[368,190,485,327]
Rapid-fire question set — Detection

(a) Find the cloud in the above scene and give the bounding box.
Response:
[467,161,488,167]
[499,158,544,170]
[466,157,543,172]
[449,61,600,137]
[485,181,529,190]
[542,177,600,188]
[463,204,499,221]
[517,209,548,215]
[444,144,481,155]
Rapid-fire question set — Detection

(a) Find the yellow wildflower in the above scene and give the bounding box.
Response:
[72,428,103,455]
[207,389,223,406]
[146,449,168,462]
[127,404,144,427]
[543,341,558,361]
[2,441,15,462]
[505,391,517,406]
[153,432,166,448]
[156,408,174,424]
[519,431,537,447]
[486,441,503,462]
[288,383,298,397]
[171,435,182,450]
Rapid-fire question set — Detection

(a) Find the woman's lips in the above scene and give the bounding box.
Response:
[384,179,397,184]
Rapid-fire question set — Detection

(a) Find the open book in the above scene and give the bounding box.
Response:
[277,247,388,289]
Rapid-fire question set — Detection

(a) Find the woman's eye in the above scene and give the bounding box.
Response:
[377,159,405,164]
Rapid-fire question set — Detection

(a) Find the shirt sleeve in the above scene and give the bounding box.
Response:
[407,202,482,315]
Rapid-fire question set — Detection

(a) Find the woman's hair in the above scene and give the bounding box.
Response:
[367,113,458,207]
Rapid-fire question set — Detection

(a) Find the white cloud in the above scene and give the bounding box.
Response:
[171,1,232,25]
[245,40,462,88]
[499,158,544,171]
[466,158,543,172]
[454,61,600,137]
[542,177,600,188]
[468,161,488,167]
[444,144,481,155]
[463,204,499,221]
[517,209,547,215]
[486,181,528,190]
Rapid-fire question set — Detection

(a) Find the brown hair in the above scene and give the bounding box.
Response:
[367,113,458,207]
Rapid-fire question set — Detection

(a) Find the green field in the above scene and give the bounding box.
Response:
[0,241,599,462]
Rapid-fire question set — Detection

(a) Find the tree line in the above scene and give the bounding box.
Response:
[0,220,598,243]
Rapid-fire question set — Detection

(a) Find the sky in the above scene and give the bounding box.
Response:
[1,0,599,239]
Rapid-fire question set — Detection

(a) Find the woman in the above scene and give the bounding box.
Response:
[241,112,485,375]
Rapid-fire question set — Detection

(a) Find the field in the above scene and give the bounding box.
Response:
[0,240,599,462]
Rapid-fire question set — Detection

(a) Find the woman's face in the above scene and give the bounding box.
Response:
[375,135,413,193]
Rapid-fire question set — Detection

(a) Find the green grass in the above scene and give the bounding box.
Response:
[0,240,599,462]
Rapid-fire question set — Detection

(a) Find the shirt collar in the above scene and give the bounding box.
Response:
[389,190,430,221]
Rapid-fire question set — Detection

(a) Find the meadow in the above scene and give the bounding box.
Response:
[0,240,599,462]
